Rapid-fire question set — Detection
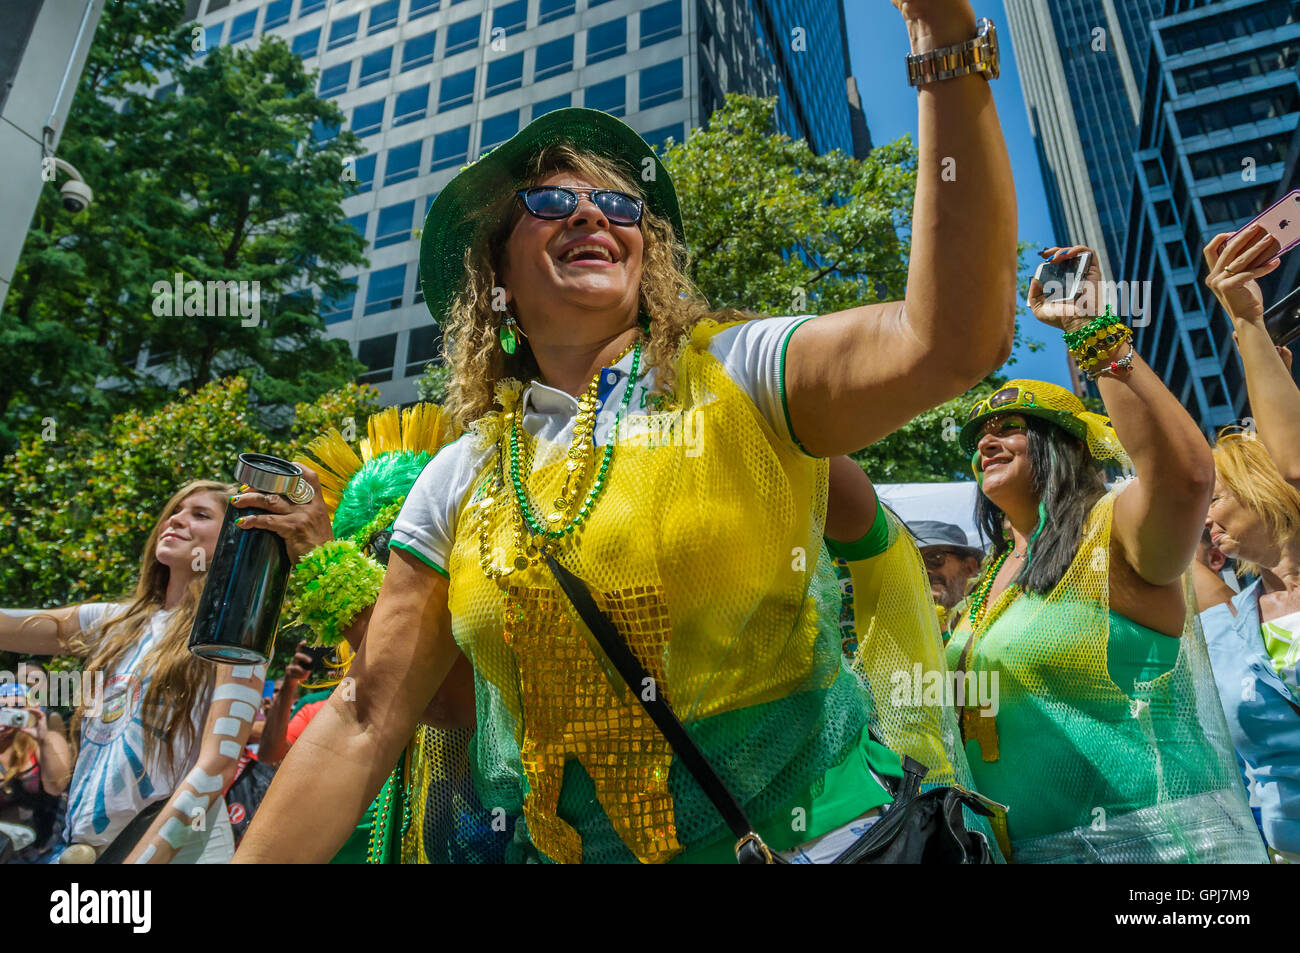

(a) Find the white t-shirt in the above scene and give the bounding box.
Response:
[63,603,213,848]
[392,315,812,572]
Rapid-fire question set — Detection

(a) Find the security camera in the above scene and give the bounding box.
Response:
[46,156,93,214]
[60,178,93,213]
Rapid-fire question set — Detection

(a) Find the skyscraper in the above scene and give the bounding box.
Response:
[185,0,868,405]
[1120,0,1300,433]
[1004,0,1163,281]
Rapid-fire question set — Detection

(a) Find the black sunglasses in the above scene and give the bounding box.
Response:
[515,186,644,226]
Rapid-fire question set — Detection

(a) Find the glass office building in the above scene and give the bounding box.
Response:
[183,0,868,404]
[1004,0,1163,282]
[1121,0,1300,434]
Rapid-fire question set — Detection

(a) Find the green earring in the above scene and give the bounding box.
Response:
[500,312,518,355]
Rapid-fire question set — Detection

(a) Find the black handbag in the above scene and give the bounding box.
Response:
[545,554,997,864]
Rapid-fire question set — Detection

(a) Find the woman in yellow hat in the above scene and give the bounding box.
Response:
[945,243,1265,863]
[238,0,1018,864]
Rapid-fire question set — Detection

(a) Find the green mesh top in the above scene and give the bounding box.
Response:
[946,596,1182,843]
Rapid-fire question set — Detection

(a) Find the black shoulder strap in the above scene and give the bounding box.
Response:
[545,554,782,864]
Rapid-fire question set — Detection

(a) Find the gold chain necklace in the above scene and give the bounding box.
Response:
[476,340,638,584]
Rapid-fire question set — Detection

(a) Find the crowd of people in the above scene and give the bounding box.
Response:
[2,0,1298,865]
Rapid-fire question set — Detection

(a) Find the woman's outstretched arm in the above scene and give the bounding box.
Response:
[234,548,458,863]
[0,606,84,656]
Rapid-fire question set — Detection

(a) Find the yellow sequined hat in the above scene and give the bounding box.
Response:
[960,379,1128,466]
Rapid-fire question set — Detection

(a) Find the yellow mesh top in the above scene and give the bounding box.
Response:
[443,320,864,864]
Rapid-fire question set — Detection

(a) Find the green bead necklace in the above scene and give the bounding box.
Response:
[510,338,642,542]
[965,549,1013,632]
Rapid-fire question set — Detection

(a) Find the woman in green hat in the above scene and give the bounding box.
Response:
[239,0,1018,864]
[944,243,1266,863]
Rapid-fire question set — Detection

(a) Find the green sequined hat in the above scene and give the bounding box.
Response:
[417,107,685,327]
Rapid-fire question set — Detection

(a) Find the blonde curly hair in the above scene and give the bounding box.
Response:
[442,143,753,427]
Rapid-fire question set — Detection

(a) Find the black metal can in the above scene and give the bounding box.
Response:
[188,453,312,664]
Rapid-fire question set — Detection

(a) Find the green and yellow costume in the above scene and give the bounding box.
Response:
[947,381,1265,863]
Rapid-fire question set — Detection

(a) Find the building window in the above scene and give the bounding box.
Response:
[493,0,528,37]
[486,53,524,97]
[642,122,683,152]
[639,59,682,110]
[640,0,681,47]
[406,324,443,376]
[585,77,625,117]
[353,153,378,193]
[312,118,339,142]
[375,201,415,248]
[439,67,476,111]
[319,61,352,97]
[359,48,394,86]
[1165,240,1189,270]
[431,125,471,170]
[358,333,399,383]
[300,0,326,14]
[323,278,358,325]
[535,35,573,82]
[413,270,426,304]
[264,0,292,29]
[445,14,481,56]
[402,30,437,72]
[352,98,385,136]
[364,266,407,316]
[154,83,177,101]
[393,84,429,126]
[328,14,359,50]
[586,18,626,65]
[369,0,399,34]
[346,212,368,247]
[480,109,519,153]
[197,21,225,56]
[385,141,422,185]
[539,0,575,24]
[228,10,257,43]
[532,92,571,119]
[410,0,439,20]
[291,27,320,58]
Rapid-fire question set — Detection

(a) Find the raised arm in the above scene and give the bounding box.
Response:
[785,1,1017,457]
[124,660,266,863]
[0,606,84,656]
[1204,226,1300,487]
[1031,244,1214,585]
[234,548,458,863]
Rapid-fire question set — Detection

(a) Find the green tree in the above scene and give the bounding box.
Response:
[3,0,368,451]
[0,377,379,611]
[662,95,1041,482]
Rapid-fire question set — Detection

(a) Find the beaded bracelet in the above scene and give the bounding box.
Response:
[1070,323,1132,369]
[286,539,386,645]
[1085,347,1136,380]
[1063,307,1123,350]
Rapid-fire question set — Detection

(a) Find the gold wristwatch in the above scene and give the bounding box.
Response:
[906,17,1000,86]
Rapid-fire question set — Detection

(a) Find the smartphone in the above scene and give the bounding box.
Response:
[1034,251,1092,302]
[303,644,334,677]
[1225,190,1300,259]
[0,708,30,729]
[1263,283,1300,348]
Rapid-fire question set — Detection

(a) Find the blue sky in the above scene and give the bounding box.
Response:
[843,0,1071,387]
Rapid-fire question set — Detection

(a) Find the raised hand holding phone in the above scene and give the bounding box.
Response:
[1027,244,1104,332]
[1204,224,1282,325]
